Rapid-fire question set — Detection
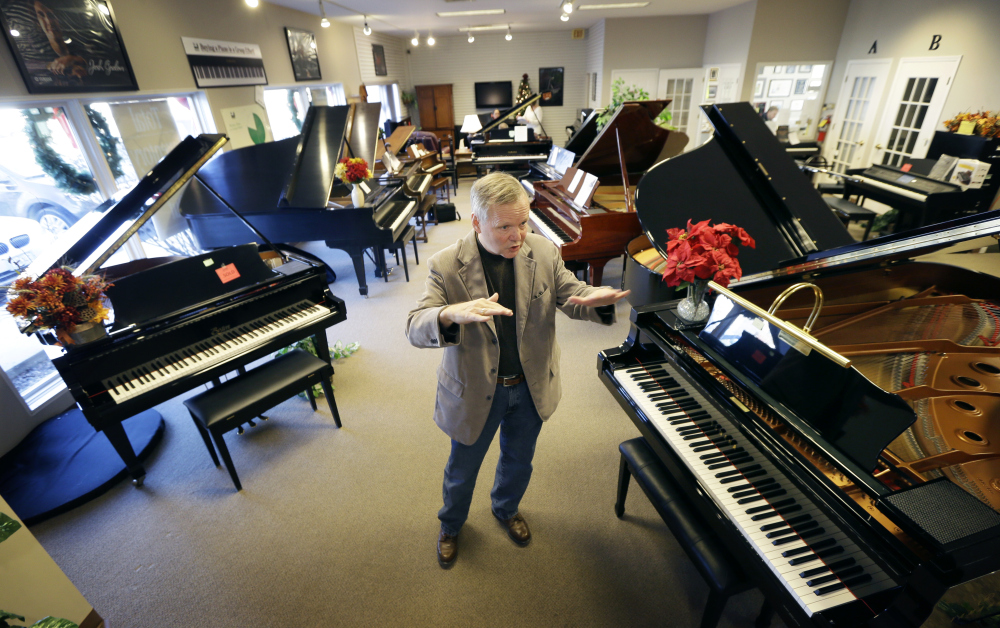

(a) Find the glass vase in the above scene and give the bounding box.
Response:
[676,278,711,324]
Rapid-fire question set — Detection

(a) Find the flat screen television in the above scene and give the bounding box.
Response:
[475,81,513,109]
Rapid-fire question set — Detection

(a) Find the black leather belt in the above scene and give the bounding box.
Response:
[496,374,524,386]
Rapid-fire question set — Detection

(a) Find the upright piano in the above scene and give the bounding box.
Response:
[180,104,420,296]
[599,102,1000,626]
[526,100,686,286]
[21,134,347,485]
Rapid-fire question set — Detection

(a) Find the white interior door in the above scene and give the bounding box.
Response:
[656,68,703,152]
[871,56,962,168]
[824,59,892,174]
[610,69,660,101]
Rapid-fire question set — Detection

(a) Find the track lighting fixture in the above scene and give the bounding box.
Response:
[319,1,330,27]
[560,12,569,21]
[467,32,475,43]
[411,32,419,46]
[427,33,435,45]
[562,1,573,13]
[505,26,512,41]
[363,15,371,35]
[245,0,258,7]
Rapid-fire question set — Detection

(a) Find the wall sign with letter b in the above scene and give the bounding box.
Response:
[930,35,942,50]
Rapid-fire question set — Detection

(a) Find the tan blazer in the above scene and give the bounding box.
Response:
[406,231,614,445]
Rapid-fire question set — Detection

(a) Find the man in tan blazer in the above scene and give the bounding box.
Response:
[406,173,629,569]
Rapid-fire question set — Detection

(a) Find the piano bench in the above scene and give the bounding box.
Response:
[824,196,876,241]
[183,349,340,491]
[616,438,772,628]
[382,224,418,283]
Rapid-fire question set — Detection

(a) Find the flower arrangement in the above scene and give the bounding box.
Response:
[943,111,1000,140]
[5,267,112,342]
[334,157,372,184]
[661,219,756,289]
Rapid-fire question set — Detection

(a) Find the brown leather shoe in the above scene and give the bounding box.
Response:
[493,511,531,546]
[437,531,458,569]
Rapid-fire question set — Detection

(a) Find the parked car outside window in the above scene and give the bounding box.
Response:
[0,163,100,236]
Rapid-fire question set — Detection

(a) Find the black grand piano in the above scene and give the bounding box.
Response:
[180,104,420,296]
[20,133,346,485]
[600,102,1000,626]
[470,93,553,172]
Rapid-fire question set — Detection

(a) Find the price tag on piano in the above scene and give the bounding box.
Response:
[359,181,371,194]
[216,263,241,284]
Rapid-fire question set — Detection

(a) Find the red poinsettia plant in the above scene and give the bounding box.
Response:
[334,157,372,184]
[5,267,112,340]
[661,219,756,288]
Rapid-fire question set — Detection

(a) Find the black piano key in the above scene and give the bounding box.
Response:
[815,574,871,596]
[692,444,718,452]
[760,514,811,532]
[806,565,864,588]
[765,527,799,540]
[702,448,744,461]
[772,528,824,546]
[684,430,724,441]
[726,477,775,493]
[720,469,766,484]
[750,504,802,521]
[708,456,752,470]
[718,464,762,479]
[738,489,788,505]
[783,538,836,558]
[787,545,844,566]
[800,558,855,579]
[746,498,795,514]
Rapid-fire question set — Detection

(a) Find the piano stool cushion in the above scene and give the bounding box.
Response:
[823,195,876,219]
[184,349,334,430]
[617,437,750,596]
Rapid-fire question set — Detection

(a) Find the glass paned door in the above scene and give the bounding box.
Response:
[656,69,701,135]
[825,59,891,174]
[872,57,961,167]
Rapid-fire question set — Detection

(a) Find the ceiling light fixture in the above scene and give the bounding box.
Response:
[427,33,435,46]
[436,9,505,17]
[411,32,419,46]
[505,25,512,41]
[461,24,510,32]
[363,15,371,36]
[245,0,258,7]
[467,30,475,43]
[562,1,574,14]
[560,12,569,21]
[319,1,330,27]
[578,2,650,9]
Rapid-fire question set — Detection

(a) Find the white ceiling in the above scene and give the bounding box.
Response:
[266,0,751,37]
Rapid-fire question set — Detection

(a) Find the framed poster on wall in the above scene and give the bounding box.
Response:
[539,67,563,106]
[0,0,138,94]
[285,27,320,81]
[372,43,387,76]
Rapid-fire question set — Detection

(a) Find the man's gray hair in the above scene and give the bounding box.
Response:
[469,172,529,223]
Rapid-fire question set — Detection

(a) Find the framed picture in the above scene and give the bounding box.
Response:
[0,0,138,94]
[706,84,718,100]
[754,79,765,98]
[708,67,719,81]
[767,79,792,98]
[539,67,564,106]
[798,65,813,73]
[285,27,320,81]
[372,43,387,76]
[794,78,807,95]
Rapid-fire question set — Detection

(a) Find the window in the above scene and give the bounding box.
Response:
[264,88,309,141]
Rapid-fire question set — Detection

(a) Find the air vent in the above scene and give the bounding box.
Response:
[572,28,585,39]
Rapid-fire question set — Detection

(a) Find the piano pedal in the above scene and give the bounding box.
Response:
[237,426,245,435]
[247,419,256,428]
[258,415,269,421]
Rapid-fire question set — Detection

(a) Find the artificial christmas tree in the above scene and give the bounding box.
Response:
[515,73,532,104]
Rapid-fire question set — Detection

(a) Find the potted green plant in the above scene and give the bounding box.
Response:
[596,77,675,131]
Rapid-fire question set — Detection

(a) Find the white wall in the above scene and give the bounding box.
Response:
[585,20,605,109]
[408,30,588,147]
[703,0,757,68]
[353,28,412,118]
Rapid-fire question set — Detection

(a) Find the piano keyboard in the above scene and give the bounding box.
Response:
[103,301,332,404]
[391,201,416,232]
[850,176,928,202]
[473,154,549,163]
[529,209,573,245]
[610,360,895,617]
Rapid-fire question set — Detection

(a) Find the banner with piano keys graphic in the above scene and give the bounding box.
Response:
[181,36,267,88]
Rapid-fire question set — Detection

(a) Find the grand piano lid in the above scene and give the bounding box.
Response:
[25,133,228,279]
[478,93,542,137]
[576,100,672,179]
[279,105,352,209]
[635,102,855,276]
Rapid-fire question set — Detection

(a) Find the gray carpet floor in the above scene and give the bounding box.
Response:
[30,184,777,627]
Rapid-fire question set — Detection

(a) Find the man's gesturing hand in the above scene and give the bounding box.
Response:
[439,292,513,326]
[566,287,631,308]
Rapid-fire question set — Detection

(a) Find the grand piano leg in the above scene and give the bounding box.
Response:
[349,249,369,296]
[100,421,146,486]
[587,259,613,287]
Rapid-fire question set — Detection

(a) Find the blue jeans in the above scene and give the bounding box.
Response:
[438,381,543,536]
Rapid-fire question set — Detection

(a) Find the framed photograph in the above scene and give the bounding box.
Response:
[539,67,564,106]
[285,27,320,81]
[767,79,792,98]
[754,79,765,98]
[794,78,807,95]
[372,43,387,76]
[0,0,138,94]
[708,67,719,81]
[798,65,813,73]
[706,84,718,100]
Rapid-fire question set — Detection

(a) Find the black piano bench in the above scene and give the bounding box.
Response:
[383,224,418,283]
[183,349,340,491]
[616,438,773,628]
[823,196,877,241]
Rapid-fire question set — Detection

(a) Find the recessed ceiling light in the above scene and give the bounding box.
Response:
[578,2,650,8]
[436,9,506,17]
[245,0,258,7]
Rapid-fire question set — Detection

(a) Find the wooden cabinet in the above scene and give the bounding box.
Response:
[415,84,454,144]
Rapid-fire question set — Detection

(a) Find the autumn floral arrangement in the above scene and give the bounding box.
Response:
[5,267,112,344]
[334,157,372,184]
[942,111,1000,140]
[661,219,756,288]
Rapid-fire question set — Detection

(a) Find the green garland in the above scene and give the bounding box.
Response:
[85,107,124,180]
[22,111,97,196]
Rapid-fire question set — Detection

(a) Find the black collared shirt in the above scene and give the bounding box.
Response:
[476,236,522,377]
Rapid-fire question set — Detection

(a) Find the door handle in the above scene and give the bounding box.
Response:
[875,144,883,149]
[858,140,864,146]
